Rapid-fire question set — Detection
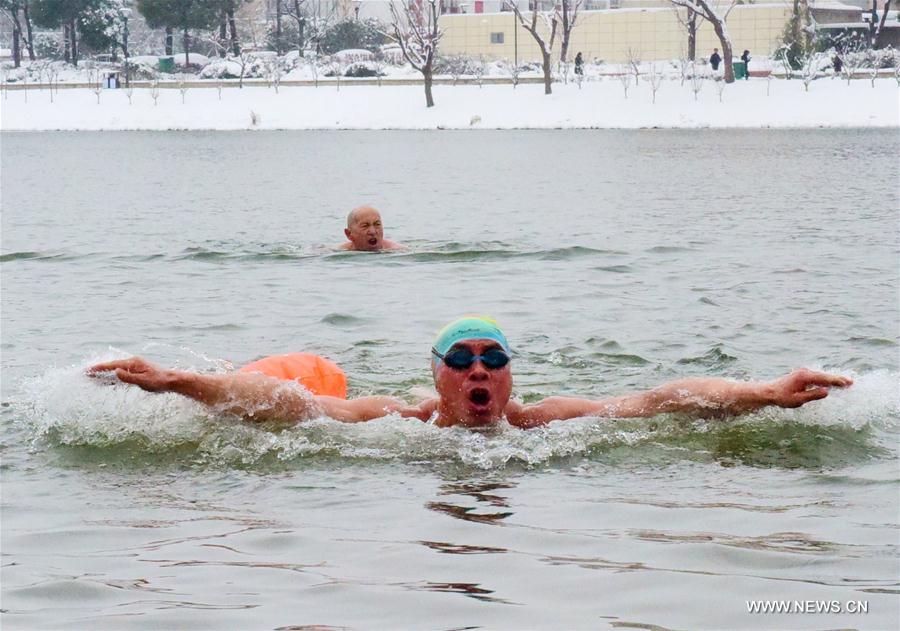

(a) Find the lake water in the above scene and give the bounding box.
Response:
[1,130,898,630]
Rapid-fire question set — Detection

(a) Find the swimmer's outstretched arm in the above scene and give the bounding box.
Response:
[88,357,325,423]
[88,357,422,424]
[512,368,852,427]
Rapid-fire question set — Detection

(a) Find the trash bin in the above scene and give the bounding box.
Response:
[104,72,119,89]
[733,61,747,80]
[158,56,175,73]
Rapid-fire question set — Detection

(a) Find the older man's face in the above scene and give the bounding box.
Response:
[433,339,513,426]
[345,208,385,251]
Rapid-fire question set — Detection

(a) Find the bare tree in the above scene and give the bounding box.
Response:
[307,52,320,87]
[473,55,485,88]
[625,47,641,84]
[648,62,662,102]
[558,58,570,84]
[557,0,582,64]
[329,56,344,91]
[670,0,739,83]
[442,54,467,85]
[504,0,558,95]
[178,73,189,103]
[617,65,631,98]
[690,62,704,100]
[677,52,690,86]
[150,77,160,105]
[87,64,103,104]
[715,75,725,100]
[842,50,863,85]
[283,0,337,56]
[390,0,443,108]
[801,52,825,91]
[1,1,36,67]
[672,3,699,61]
[373,53,386,86]
[502,58,521,88]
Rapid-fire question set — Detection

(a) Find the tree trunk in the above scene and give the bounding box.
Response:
[687,12,697,61]
[559,2,570,62]
[294,1,304,53]
[70,19,78,66]
[874,0,892,48]
[219,16,227,57]
[63,24,70,63]
[23,2,35,61]
[228,9,240,56]
[12,23,20,68]
[165,27,173,55]
[712,21,734,83]
[424,66,434,107]
[276,1,283,54]
[183,26,190,66]
[542,50,552,94]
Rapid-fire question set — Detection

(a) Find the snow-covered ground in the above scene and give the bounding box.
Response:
[3,78,897,130]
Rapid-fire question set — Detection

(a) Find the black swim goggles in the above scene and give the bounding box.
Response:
[431,347,511,370]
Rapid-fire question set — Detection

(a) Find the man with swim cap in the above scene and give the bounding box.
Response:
[88,316,852,428]
[337,205,403,252]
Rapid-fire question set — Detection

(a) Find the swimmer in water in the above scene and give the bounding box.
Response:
[88,316,852,428]
[336,205,403,252]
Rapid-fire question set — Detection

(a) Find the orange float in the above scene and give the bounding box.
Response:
[239,353,347,398]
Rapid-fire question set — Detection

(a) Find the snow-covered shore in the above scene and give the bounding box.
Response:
[3,78,898,131]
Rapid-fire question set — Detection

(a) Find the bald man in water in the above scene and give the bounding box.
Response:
[337,205,403,252]
[88,317,852,429]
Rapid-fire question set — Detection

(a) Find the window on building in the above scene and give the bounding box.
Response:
[490,32,505,44]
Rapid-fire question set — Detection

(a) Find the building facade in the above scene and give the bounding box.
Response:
[440,4,795,63]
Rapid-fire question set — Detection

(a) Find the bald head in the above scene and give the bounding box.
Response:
[347,205,381,229]
[344,205,385,251]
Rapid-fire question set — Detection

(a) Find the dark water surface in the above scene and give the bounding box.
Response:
[2,130,898,630]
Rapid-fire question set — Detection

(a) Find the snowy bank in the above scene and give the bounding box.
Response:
[3,78,898,131]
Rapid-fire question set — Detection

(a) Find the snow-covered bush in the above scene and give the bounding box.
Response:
[435,54,481,79]
[200,59,245,79]
[380,44,404,65]
[333,49,374,63]
[344,61,381,77]
[33,32,63,60]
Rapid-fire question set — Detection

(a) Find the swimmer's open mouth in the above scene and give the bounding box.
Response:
[469,388,491,406]
[368,238,379,246]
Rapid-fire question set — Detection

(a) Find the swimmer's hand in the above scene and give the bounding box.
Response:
[88,356,323,423]
[765,368,853,408]
[87,357,174,392]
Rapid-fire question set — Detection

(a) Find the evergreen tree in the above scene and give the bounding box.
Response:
[30,0,96,65]
[137,0,219,65]
[321,18,386,55]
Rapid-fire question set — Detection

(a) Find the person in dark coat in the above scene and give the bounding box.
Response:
[740,49,750,79]
[574,52,584,76]
[833,53,843,74]
[710,48,722,71]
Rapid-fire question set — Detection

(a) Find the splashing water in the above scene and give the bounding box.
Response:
[8,355,897,471]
